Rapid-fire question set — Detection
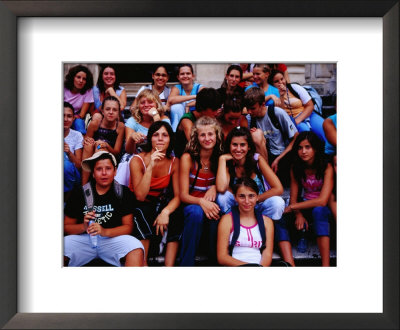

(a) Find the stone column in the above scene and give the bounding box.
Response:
[194,63,228,88]
[305,64,336,95]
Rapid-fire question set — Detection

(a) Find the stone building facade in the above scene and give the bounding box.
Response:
[64,62,336,101]
[192,63,336,96]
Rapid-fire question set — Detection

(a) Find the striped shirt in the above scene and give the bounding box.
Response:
[189,163,215,198]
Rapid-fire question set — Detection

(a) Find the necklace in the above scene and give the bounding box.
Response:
[285,87,295,118]
[200,159,209,171]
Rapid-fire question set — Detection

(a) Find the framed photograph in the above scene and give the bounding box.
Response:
[1,1,398,329]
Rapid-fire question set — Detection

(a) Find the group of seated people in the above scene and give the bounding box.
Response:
[64,63,337,267]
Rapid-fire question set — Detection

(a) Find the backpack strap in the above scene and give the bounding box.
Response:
[82,182,94,211]
[287,83,301,100]
[229,206,267,255]
[255,209,266,254]
[228,206,241,256]
[250,116,257,129]
[113,180,123,199]
[267,104,282,132]
[83,180,123,213]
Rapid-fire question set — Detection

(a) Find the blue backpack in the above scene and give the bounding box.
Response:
[287,83,323,116]
[228,205,266,256]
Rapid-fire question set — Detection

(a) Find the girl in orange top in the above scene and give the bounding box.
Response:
[129,121,181,266]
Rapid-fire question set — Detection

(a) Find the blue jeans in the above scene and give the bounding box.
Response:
[275,206,332,242]
[64,153,81,192]
[179,204,219,266]
[295,112,327,143]
[170,103,185,132]
[216,191,285,220]
[72,118,86,135]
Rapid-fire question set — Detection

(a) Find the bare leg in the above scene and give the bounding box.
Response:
[251,128,269,162]
[81,143,95,184]
[278,241,295,267]
[317,236,330,267]
[164,241,179,267]
[124,248,144,267]
[140,239,150,266]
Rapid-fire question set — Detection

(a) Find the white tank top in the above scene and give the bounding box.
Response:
[229,214,263,264]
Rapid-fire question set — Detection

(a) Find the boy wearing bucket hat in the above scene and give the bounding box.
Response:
[64,151,144,266]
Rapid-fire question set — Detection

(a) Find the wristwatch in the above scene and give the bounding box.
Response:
[151,109,159,116]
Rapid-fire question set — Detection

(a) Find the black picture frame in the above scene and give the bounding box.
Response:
[0,1,398,329]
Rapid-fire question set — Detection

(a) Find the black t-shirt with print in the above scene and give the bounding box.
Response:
[64,182,136,229]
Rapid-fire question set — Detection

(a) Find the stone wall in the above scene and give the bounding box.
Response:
[63,63,336,98]
[193,63,336,96]
[304,63,337,95]
[64,63,100,85]
[193,63,227,89]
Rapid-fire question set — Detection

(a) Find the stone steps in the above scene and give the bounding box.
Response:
[84,188,336,267]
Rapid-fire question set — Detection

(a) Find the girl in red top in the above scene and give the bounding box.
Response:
[129,121,181,266]
[179,116,224,266]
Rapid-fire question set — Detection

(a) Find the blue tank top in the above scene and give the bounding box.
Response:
[175,83,202,111]
[232,174,265,195]
[229,154,270,194]
[324,114,337,155]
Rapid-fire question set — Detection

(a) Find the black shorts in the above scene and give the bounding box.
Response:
[133,200,183,242]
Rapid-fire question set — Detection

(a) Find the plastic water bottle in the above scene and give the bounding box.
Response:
[297,224,307,253]
[88,220,98,248]
[159,230,168,255]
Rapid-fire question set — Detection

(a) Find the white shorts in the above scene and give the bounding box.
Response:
[64,234,144,267]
